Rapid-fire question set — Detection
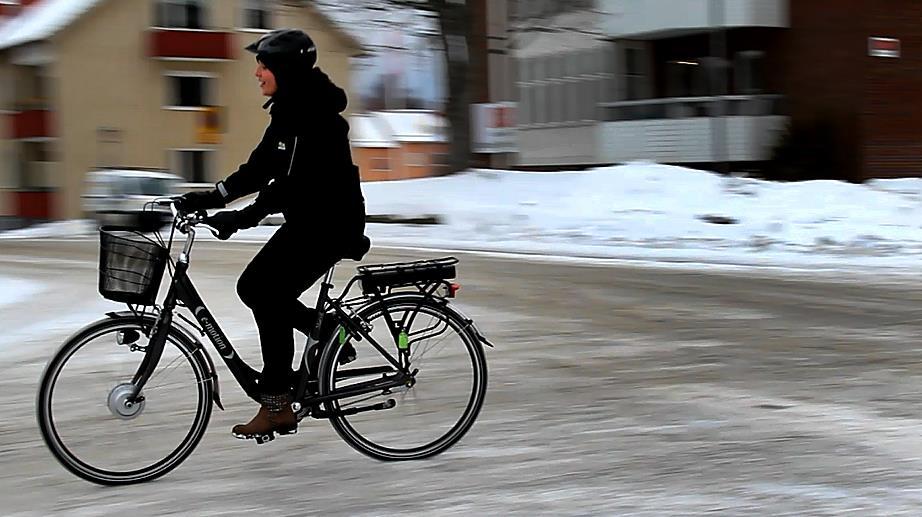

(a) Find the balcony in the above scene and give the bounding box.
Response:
[8,109,53,139]
[12,189,54,220]
[148,29,234,61]
[603,95,786,121]
[604,0,788,39]
[598,95,788,163]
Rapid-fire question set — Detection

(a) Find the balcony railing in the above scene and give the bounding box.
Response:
[8,109,53,139]
[601,95,786,122]
[12,189,54,220]
[598,96,789,163]
[148,29,234,60]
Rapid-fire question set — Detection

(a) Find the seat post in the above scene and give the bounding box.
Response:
[314,263,336,312]
[322,263,335,285]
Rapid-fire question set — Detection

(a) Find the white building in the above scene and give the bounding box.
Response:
[509,0,789,169]
[513,6,614,167]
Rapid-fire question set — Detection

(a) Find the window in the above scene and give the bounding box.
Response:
[157,0,205,29]
[431,152,449,171]
[566,53,579,122]
[406,152,427,167]
[518,58,532,125]
[735,51,765,94]
[550,56,563,123]
[521,85,532,125]
[577,60,590,122]
[165,73,214,108]
[533,58,546,124]
[625,47,646,101]
[15,70,49,109]
[173,149,212,183]
[370,157,390,172]
[18,141,52,189]
[242,0,272,30]
[666,60,707,98]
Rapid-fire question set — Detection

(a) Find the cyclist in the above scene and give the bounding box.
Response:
[176,29,366,440]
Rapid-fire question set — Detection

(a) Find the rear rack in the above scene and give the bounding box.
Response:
[356,257,458,296]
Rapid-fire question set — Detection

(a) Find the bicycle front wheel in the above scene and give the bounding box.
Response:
[37,316,213,485]
[319,295,488,461]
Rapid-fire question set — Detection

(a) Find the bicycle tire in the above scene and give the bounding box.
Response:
[36,315,213,485]
[318,294,487,461]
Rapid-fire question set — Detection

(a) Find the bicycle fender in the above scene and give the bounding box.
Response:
[105,311,224,410]
[444,305,495,348]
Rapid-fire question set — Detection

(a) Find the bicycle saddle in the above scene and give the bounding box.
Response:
[344,235,371,261]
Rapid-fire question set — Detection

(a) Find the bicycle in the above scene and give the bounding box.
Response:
[36,199,492,486]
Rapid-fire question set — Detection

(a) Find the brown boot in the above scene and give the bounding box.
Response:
[232,393,297,443]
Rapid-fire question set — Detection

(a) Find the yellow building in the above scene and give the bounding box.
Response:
[0,0,363,225]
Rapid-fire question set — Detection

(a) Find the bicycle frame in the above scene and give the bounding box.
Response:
[128,222,416,414]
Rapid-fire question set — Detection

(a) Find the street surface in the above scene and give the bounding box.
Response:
[4,238,922,515]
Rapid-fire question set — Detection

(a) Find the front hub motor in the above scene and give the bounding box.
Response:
[107,383,145,420]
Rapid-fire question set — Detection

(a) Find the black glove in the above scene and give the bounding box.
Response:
[203,210,240,240]
[176,189,225,212]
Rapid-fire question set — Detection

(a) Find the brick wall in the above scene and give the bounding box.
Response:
[785,0,922,180]
[353,142,449,182]
[353,147,394,182]
[862,1,922,178]
[783,0,867,181]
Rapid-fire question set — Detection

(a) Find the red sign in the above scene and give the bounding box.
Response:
[869,37,900,58]
[491,105,515,128]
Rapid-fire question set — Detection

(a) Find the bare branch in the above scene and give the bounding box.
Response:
[384,0,437,12]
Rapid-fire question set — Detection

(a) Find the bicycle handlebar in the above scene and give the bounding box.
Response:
[153,197,220,239]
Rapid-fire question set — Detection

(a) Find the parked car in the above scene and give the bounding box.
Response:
[82,168,182,230]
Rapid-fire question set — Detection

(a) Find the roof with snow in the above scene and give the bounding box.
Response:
[0,0,101,50]
[375,110,447,144]
[350,110,447,147]
[349,114,399,148]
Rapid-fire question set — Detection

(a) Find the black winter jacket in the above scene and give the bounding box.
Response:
[217,67,365,243]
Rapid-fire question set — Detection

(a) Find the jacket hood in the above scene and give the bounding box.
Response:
[264,67,347,115]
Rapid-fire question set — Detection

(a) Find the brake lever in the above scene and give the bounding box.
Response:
[190,210,219,238]
[200,223,221,239]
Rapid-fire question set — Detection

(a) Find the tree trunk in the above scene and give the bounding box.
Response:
[437,2,472,174]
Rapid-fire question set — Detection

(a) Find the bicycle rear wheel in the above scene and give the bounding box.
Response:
[36,316,213,485]
[319,295,487,460]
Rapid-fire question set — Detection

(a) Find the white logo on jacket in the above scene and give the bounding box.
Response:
[277,142,286,151]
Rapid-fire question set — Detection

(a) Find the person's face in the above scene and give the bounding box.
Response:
[255,61,277,96]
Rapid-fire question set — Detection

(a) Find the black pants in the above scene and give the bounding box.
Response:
[236,224,341,394]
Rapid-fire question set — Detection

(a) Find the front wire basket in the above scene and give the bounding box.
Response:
[98,226,169,305]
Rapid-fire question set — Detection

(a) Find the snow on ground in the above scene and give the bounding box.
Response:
[0,276,45,309]
[0,219,94,240]
[5,162,922,273]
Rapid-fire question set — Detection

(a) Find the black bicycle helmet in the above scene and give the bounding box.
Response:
[245,29,317,70]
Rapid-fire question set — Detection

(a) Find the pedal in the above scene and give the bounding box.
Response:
[294,402,320,422]
[232,428,296,444]
[233,431,275,443]
[294,406,309,422]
